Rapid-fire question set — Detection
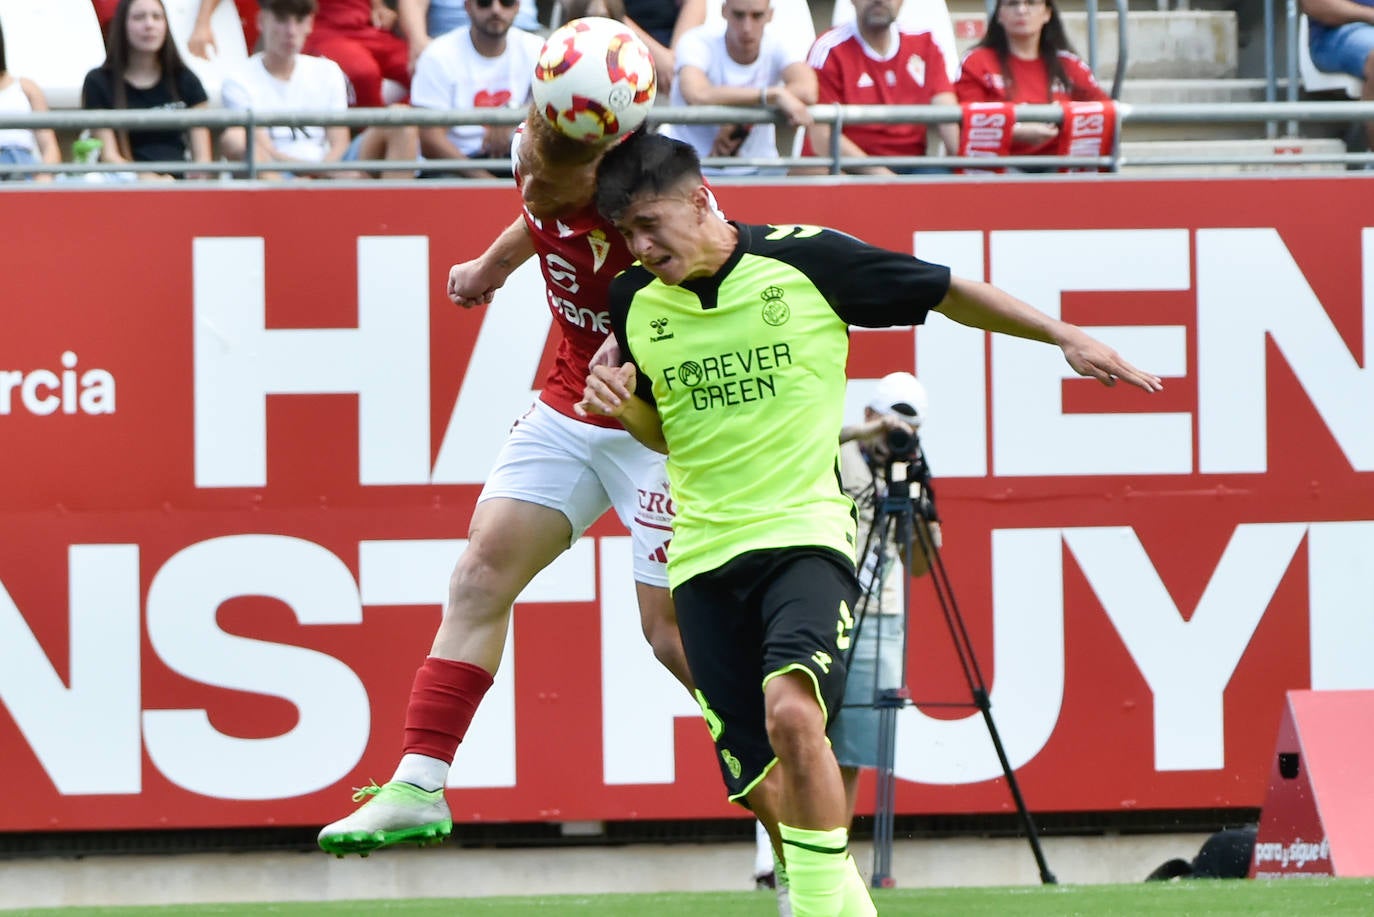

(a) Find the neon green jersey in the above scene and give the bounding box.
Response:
[609,223,951,589]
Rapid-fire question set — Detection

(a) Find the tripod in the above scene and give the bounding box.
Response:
[845,432,1057,887]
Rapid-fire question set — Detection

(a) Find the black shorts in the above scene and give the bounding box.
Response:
[672,546,859,804]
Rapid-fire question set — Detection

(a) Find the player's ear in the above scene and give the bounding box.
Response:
[691,183,711,216]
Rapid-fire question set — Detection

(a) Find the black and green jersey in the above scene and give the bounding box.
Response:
[609,222,951,589]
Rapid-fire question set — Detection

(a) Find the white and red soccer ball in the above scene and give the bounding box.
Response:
[532,17,657,143]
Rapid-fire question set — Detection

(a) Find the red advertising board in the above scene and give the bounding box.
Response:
[1,176,1371,832]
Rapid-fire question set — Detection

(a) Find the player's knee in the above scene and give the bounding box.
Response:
[445,550,521,625]
[764,687,826,759]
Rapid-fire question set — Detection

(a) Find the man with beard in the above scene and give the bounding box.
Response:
[802,0,959,174]
[410,0,545,177]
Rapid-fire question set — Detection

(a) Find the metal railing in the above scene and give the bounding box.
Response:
[2,100,1373,180]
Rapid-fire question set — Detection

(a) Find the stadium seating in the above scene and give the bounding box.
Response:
[0,0,107,108]
[164,0,250,107]
[1298,14,1364,99]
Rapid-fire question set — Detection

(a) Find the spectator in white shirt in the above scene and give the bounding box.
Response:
[410,0,544,177]
[662,0,816,175]
[220,0,417,179]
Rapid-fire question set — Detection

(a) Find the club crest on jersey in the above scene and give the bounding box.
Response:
[760,286,790,326]
[649,317,674,341]
[906,54,926,86]
[588,229,611,273]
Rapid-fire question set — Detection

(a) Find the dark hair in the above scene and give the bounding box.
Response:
[560,0,627,22]
[975,0,1076,101]
[102,0,192,109]
[259,0,318,17]
[0,20,7,75]
[594,132,701,222]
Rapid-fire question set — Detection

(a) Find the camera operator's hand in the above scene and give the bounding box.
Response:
[841,413,914,461]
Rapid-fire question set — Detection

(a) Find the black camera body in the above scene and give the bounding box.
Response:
[885,425,920,461]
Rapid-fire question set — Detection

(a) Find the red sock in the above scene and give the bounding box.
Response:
[402,656,495,763]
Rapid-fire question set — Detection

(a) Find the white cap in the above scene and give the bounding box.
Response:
[867,372,928,427]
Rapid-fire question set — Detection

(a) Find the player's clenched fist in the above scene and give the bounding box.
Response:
[577,363,637,418]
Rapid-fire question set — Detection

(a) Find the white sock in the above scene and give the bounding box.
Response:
[391,753,449,792]
[755,820,776,875]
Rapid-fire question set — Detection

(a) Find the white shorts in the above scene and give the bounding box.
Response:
[478,400,672,588]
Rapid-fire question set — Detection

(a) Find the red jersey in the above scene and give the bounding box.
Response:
[517,180,635,430]
[955,47,1107,155]
[808,24,954,156]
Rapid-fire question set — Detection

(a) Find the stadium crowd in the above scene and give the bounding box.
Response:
[6,0,1303,180]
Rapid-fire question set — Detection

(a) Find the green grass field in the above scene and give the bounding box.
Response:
[10,880,1374,917]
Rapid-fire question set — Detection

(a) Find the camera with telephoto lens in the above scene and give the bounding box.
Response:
[885,424,920,460]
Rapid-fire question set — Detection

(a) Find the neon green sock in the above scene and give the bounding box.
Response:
[779,824,876,916]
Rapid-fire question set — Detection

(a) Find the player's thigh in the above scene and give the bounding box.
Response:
[673,568,775,804]
[458,496,575,598]
[478,402,613,540]
[759,549,860,728]
[590,427,672,588]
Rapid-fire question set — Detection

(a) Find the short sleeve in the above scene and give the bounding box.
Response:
[322,59,350,111]
[954,49,999,103]
[761,227,950,328]
[221,70,252,111]
[410,44,449,110]
[82,69,113,109]
[925,42,953,96]
[178,68,209,107]
[674,27,714,76]
[810,44,843,105]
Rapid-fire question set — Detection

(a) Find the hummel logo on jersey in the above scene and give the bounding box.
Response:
[649,317,674,341]
[856,72,875,89]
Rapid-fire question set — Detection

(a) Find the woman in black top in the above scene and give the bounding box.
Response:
[82,0,211,179]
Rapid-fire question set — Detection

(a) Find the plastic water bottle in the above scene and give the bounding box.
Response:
[71,130,103,182]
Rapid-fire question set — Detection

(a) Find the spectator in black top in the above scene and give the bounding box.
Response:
[82,0,212,180]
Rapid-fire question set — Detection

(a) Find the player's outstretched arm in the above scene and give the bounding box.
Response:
[447,217,536,308]
[577,364,668,453]
[936,276,1163,392]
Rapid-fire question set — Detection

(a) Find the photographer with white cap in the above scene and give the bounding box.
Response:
[832,371,942,819]
[753,370,941,892]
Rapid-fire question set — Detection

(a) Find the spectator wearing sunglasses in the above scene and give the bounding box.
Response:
[421,0,543,36]
[410,0,544,176]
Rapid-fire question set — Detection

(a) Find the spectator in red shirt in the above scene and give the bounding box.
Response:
[803,0,959,174]
[955,0,1106,156]
[305,0,428,107]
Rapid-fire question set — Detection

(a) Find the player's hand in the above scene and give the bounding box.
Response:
[1059,326,1163,392]
[588,335,622,370]
[577,363,637,418]
[448,260,500,308]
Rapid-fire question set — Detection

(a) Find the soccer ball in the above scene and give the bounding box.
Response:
[532,17,657,143]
